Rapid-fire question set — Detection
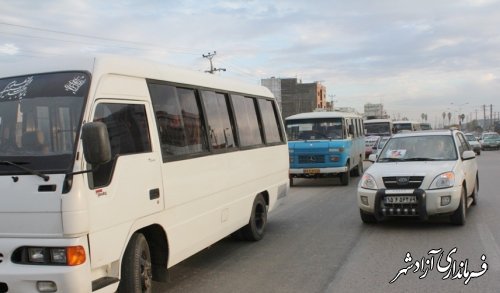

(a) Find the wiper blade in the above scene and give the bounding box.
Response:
[0,161,50,181]
[404,157,438,161]
[378,157,404,162]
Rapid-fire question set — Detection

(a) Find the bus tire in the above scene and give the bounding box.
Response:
[340,163,350,186]
[241,194,268,241]
[351,158,363,177]
[118,233,153,293]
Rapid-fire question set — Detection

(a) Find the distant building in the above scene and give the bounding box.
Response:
[364,103,388,119]
[261,77,327,119]
[336,107,359,114]
[260,77,282,109]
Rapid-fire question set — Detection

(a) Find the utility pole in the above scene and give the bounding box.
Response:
[202,51,226,74]
[483,104,487,129]
[490,104,493,131]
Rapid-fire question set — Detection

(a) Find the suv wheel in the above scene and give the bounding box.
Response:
[450,187,466,225]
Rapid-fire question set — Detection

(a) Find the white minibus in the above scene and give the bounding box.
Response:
[0,56,289,293]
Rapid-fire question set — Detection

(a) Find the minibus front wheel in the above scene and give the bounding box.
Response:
[118,233,153,293]
[340,162,350,186]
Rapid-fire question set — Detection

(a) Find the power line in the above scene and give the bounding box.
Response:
[0,22,201,55]
[1,21,156,46]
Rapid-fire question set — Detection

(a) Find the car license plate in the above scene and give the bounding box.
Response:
[304,169,320,174]
[384,196,417,204]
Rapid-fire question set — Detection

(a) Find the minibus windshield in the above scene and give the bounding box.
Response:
[0,72,89,174]
[286,118,344,141]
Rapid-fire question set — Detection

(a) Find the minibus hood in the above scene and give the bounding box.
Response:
[0,175,64,237]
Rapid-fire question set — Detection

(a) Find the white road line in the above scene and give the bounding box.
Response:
[477,223,500,272]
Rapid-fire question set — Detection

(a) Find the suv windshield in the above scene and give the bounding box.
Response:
[0,72,89,174]
[378,135,457,161]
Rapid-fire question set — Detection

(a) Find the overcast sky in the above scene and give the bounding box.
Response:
[2,0,500,124]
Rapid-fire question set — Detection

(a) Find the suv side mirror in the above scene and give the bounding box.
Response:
[462,150,475,160]
[81,122,112,166]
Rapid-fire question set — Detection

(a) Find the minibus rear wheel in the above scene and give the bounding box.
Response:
[241,194,268,241]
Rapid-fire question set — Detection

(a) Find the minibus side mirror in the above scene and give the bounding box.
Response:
[81,122,112,166]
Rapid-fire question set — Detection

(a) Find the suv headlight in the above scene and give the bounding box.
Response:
[429,172,455,189]
[360,173,378,190]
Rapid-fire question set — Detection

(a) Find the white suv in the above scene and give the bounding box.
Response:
[358,129,478,225]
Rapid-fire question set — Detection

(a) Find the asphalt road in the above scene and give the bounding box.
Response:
[155,151,500,293]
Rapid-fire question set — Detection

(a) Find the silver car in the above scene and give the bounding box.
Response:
[358,130,478,225]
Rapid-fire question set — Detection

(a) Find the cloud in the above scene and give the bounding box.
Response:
[1,0,500,119]
[0,43,19,55]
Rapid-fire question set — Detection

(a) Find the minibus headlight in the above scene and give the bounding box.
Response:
[14,246,86,266]
[330,156,340,162]
[50,248,67,264]
[28,247,46,263]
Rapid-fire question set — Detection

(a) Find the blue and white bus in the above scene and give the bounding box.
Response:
[285,111,365,186]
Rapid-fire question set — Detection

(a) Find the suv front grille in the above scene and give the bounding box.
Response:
[383,176,424,189]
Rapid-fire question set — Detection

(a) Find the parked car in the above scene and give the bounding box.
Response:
[365,135,381,159]
[480,132,500,150]
[358,129,478,225]
[464,133,481,155]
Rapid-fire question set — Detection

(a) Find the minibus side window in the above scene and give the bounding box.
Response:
[201,91,236,150]
[148,83,208,160]
[231,95,263,147]
[258,99,282,144]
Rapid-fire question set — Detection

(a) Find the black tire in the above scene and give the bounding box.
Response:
[360,209,377,224]
[289,176,294,187]
[472,175,479,206]
[118,233,152,293]
[340,162,350,186]
[450,187,466,226]
[351,158,364,177]
[241,194,268,241]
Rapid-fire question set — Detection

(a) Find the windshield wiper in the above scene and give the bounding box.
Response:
[403,157,438,161]
[378,158,405,162]
[0,161,50,181]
